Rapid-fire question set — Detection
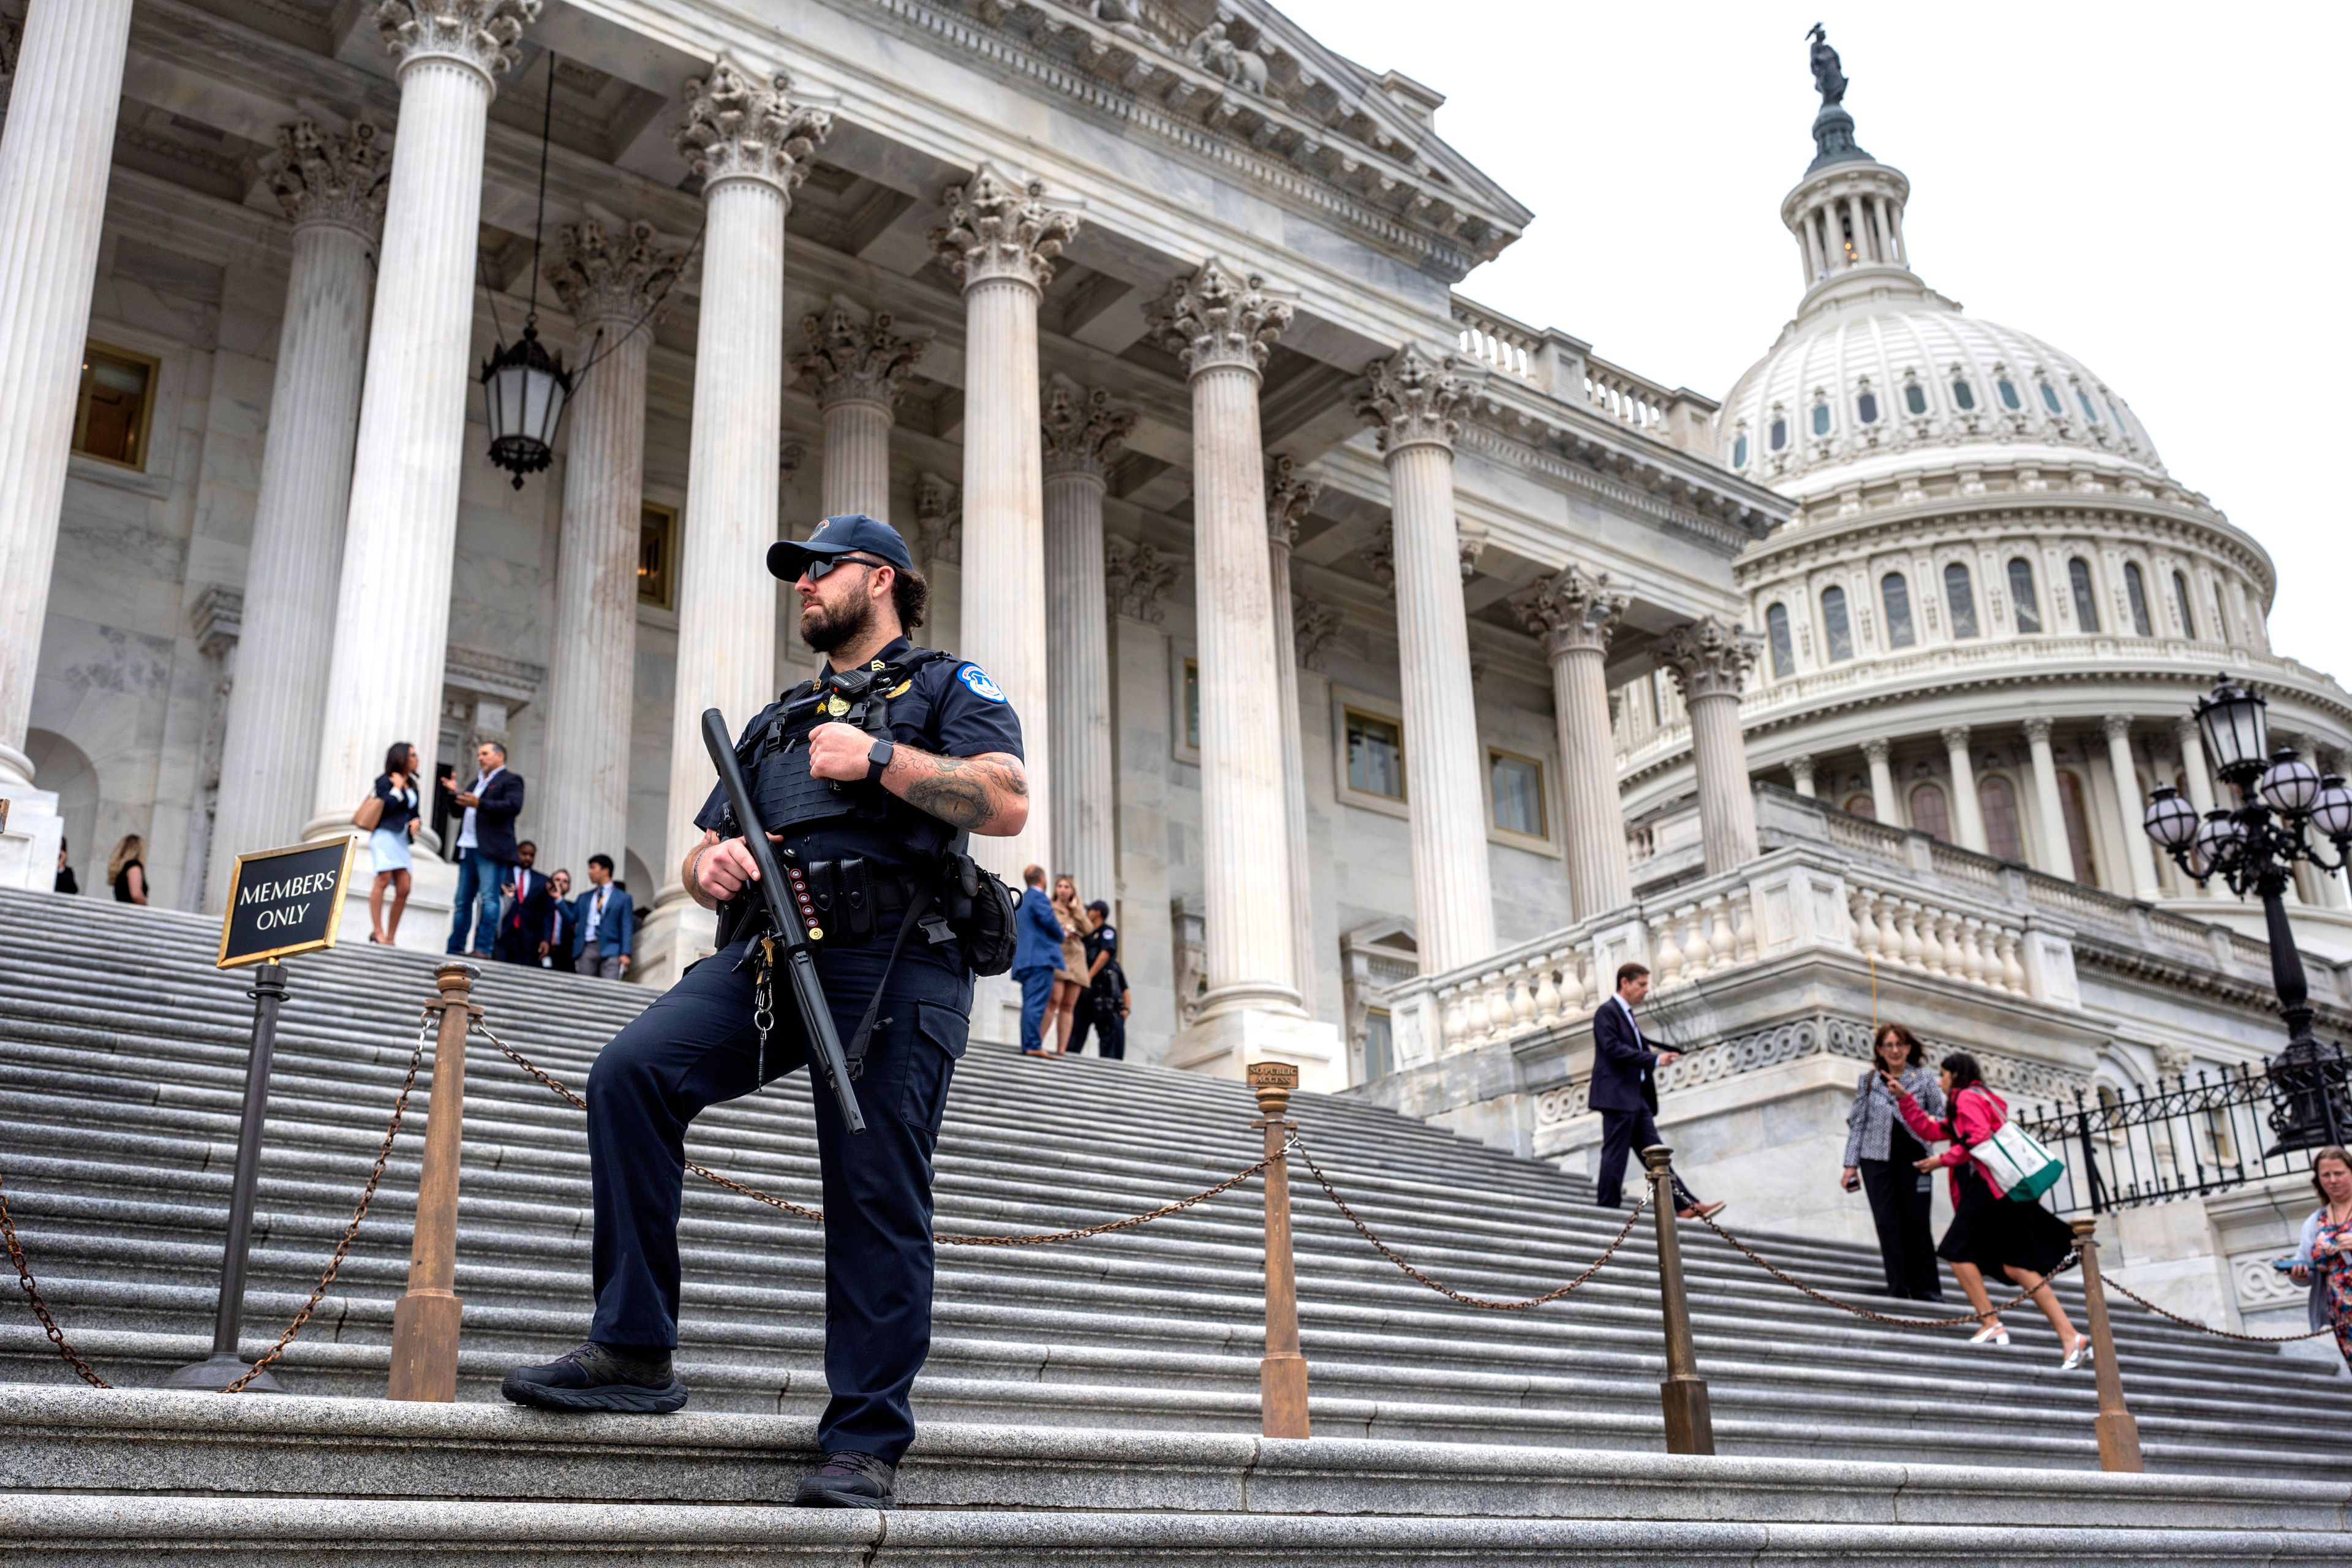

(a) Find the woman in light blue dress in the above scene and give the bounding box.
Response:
[369,741,421,944]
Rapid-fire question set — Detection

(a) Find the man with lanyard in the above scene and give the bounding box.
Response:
[502,514,1028,1510]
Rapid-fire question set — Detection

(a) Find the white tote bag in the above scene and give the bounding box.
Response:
[1969,1114,2065,1202]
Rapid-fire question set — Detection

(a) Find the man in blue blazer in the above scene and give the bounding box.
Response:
[1011,864,1063,1054]
[1590,961,1721,1218]
[571,853,636,981]
[445,739,526,956]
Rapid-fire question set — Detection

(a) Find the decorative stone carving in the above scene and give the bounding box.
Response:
[1085,1,1154,47]
[913,472,960,565]
[1104,537,1179,624]
[1265,454,1319,546]
[675,56,832,197]
[1861,737,1891,765]
[1040,382,1135,478]
[374,0,537,78]
[793,304,925,411]
[2022,716,2056,745]
[1660,615,1763,701]
[1293,592,1340,671]
[2150,1043,2195,1081]
[546,215,681,330]
[1455,527,1486,581]
[1359,527,1393,590]
[1146,258,1289,377]
[929,165,1079,292]
[1186,21,1267,92]
[779,442,806,480]
[266,120,390,237]
[1355,345,1472,454]
[1512,564,1626,657]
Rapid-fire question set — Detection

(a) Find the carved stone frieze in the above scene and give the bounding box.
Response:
[794,304,926,411]
[1357,345,1472,454]
[914,472,961,565]
[1040,381,1136,478]
[1293,592,1341,671]
[266,120,390,238]
[1186,21,1267,93]
[1512,564,1627,658]
[676,57,833,198]
[1265,454,1319,548]
[1105,537,1180,623]
[1360,527,1393,590]
[930,165,1079,292]
[374,0,537,79]
[547,216,682,330]
[1660,614,1763,701]
[1145,257,1289,377]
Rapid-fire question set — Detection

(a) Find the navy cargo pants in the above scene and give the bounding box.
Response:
[584,934,967,1464]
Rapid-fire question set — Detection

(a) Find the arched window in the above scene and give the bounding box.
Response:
[1881,572,1917,648]
[2008,557,2043,634]
[2078,389,2099,423]
[2124,561,2153,636]
[2068,557,2101,633]
[1820,584,1854,662]
[1844,793,1877,820]
[1978,775,2024,861]
[1904,382,1928,417]
[2172,570,2197,639]
[1909,782,1951,842]
[1944,561,1980,639]
[1769,414,1788,451]
[1996,377,2022,410]
[2211,581,2230,643]
[1856,389,1880,424]
[1765,603,1795,679]
[1951,377,1977,411]
[2106,397,2129,433]
[1732,432,1749,468]
[2057,769,2100,886]
[2040,380,2064,415]
[1811,399,1831,436]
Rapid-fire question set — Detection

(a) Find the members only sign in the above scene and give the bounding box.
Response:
[216,837,359,968]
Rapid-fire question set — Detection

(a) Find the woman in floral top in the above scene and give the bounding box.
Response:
[2289,1146,2352,1371]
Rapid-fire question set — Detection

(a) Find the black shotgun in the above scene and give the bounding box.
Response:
[700,706,865,1135]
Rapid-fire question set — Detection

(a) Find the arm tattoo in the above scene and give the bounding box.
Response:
[895,749,1027,832]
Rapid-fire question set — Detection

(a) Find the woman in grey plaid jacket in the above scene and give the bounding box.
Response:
[1841,1023,1946,1300]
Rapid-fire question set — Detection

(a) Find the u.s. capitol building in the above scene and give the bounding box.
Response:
[0,1,2341,1331]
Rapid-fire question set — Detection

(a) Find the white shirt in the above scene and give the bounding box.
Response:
[458,766,503,851]
[1614,993,1649,1079]
[583,884,609,941]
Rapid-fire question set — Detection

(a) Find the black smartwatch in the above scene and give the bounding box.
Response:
[866,736,895,782]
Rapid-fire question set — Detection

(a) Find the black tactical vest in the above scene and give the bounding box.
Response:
[738,649,957,861]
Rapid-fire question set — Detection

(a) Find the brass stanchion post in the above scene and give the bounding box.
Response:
[386,963,479,1401]
[1248,1062,1310,1439]
[1642,1144,1713,1454]
[2068,1217,2143,1472]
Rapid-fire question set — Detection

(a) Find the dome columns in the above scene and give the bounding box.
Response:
[1939,726,1990,854]
[2101,716,2165,902]
[1780,162,1912,296]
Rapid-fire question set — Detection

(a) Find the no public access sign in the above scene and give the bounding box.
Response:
[216,837,360,969]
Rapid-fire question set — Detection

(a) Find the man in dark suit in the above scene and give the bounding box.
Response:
[571,854,636,981]
[1011,864,1062,1055]
[446,741,525,954]
[1590,961,1722,1219]
[494,841,554,965]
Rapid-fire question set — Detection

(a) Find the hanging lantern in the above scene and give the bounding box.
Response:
[2141,784,2199,851]
[481,323,571,489]
[2194,675,2270,785]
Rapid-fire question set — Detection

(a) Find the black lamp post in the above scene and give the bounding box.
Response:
[2143,676,2352,1153]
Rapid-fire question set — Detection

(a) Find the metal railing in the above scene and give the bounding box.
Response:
[2016,1042,2351,1216]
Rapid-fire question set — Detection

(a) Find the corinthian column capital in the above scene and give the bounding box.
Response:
[675,56,832,198]
[547,215,682,330]
[929,165,1079,293]
[1660,615,1763,702]
[1512,564,1627,657]
[1356,344,1472,455]
[1266,455,1319,548]
[794,303,926,412]
[266,119,390,238]
[374,0,538,81]
[1146,257,1289,378]
[1041,380,1135,478]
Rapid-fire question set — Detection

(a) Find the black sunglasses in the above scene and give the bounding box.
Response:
[803,553,889,582]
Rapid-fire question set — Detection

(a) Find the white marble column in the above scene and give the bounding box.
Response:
[1514,564,1632,920]
[794,302,923,522]
[1789,753,1819,798]
[2023,717,2073,876]
[1356,347,1496,974]
[1040,381,1133,907]
[1863,738,1900,825]
[1267,455,1322,998]
[2173,715,2217,814]
[930,168,1076,883]
[1661,617,1763,875]
[306,2,538,840]
[2104,714,2163,900]
[532,217,677,880]
[205,122,390,906]
[640,58,831,987]
[1150,259,1304,1014]
[0,0,135,856]
[1941,724,1989,853]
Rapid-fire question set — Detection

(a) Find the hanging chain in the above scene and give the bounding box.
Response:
[2100,1268,2340,1342]
[0,1167,109,1389]
[1294,1140,1648,1310]
[1691,1207,2081,1327]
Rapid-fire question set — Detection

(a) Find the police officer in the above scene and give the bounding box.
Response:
[502,514,1028,1510]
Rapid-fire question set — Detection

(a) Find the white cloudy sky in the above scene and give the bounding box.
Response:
[1278,1,2350,686]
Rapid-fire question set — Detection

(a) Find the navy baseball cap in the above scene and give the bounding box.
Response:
[767,513,914,581]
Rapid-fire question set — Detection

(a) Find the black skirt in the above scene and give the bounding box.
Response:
[1937,1164,2074,1276]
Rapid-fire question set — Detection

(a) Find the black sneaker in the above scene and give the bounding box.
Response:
[499,1341,688,1414]
[793,1450,897,1509]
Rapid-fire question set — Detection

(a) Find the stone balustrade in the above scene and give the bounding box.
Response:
[1844,873,2030,996]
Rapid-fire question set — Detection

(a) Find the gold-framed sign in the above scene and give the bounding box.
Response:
[216,836,360,969]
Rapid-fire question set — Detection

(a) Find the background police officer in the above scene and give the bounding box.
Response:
[502,515,1028,1511]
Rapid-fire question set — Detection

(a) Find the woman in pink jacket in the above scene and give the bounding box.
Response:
[1890,1050,2090,1367]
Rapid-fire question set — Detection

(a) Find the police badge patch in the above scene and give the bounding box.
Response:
[959,665,1007,702]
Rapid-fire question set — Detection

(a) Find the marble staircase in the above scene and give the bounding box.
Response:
[1,885,2346,1564]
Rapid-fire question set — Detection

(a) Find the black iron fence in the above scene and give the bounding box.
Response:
[2016,1042,2350,1217]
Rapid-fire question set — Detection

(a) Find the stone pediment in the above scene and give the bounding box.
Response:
[915,1,1531,276]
